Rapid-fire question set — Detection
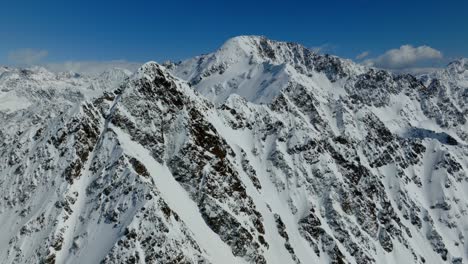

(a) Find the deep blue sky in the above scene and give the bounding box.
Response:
[1,0,467,64]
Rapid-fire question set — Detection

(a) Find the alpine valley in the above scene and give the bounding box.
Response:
[0,36,467,264]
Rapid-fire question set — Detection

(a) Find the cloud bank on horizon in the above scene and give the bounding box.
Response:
[8,49,49,65]
[355,51,370,60]
[45,60,142,75]
[362,44,443,71]
[5,48,141,75]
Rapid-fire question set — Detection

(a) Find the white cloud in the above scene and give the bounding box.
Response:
[310,46,324,53]
[8,48,49,65]
[364,45,443,69]
[5,49,142,74]
[355,51,370,60]
[310,43,334,54]
[44,60,142,75]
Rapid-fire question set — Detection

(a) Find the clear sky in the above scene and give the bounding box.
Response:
[1,0,467,69]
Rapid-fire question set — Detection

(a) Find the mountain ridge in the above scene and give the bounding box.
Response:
[0,37,467,264]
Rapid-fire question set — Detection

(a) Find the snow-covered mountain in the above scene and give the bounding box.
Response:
[0,36,467,264]
[168,36,366,104]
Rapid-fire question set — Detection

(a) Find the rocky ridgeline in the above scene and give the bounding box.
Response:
[0,36,467,263]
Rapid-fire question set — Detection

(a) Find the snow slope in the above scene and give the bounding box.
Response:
[0,37,467,264]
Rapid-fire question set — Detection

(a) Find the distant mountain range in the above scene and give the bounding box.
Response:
[0,36,467,264]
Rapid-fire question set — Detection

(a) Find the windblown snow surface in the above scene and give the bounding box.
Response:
[0,36,467,264]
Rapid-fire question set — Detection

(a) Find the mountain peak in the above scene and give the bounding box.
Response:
[220,35,267,51]
[215,35,268,63]
[221,35,266,46]
[447,58,468,73]
[133,61,168,81]
[0,66,57,83]
[169,36,366,103]
[217,35,311,63]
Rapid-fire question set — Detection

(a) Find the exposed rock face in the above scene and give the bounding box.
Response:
[0,37,467,264]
